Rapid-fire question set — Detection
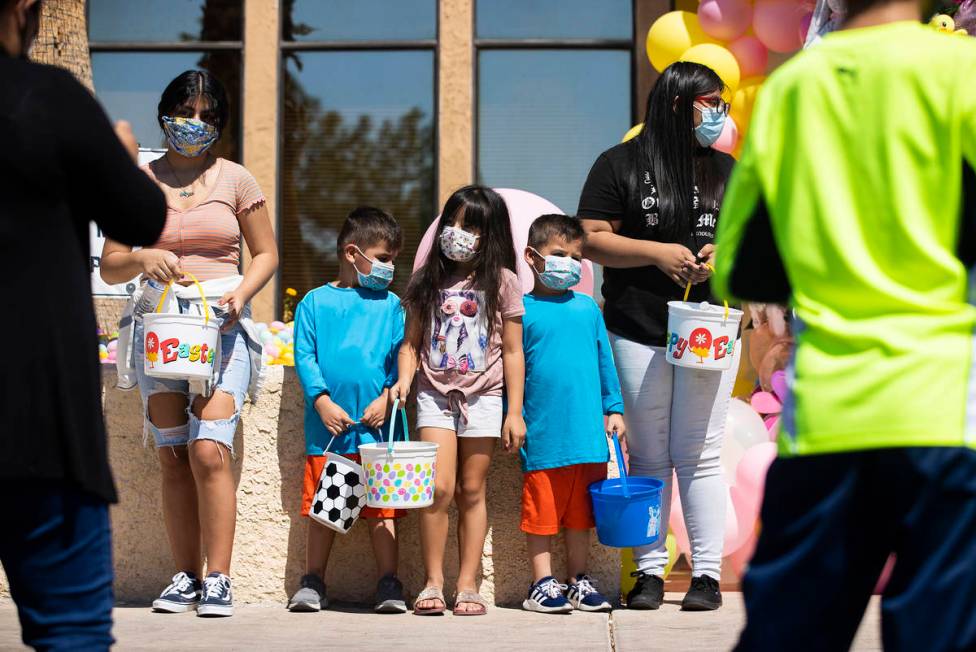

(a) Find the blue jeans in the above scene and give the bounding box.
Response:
[133,303,251,454]
[735,447,976,652]
[0,480,113,651]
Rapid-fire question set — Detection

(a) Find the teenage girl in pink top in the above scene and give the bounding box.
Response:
[101,71,277,617]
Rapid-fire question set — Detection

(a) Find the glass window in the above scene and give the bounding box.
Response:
[285,0,436,42]
[478,50,630,218]
[88,0,242,43]
[91,51,241,162]
[281,51,435,298]
[476,0,631,40]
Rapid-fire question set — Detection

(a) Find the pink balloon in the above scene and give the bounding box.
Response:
[726,526,758,578]
[799,11,813,43]
[698,0,753,41]
[725,485,759,555]
[412,188,595,297]
[753,0,805,53]
[874,554,896,595]
[764,415,780,439]
[728,35,769,79]
[750,391,782,416]
[713,116,739,155]
[770,370,788,403]
[670,487,691,555]
[735,442,777,500]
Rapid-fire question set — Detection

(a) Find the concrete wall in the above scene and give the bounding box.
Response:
[0,365,619,607]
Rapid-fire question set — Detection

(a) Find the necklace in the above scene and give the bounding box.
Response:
[165,155,207,198]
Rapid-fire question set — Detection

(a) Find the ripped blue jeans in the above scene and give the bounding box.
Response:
[133,307,250,454]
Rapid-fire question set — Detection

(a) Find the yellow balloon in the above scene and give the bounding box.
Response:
[646,11,717,73]
[730,76,765,133]
[680,43,741,95]
[663,532,679,578]
[622,123,644,143]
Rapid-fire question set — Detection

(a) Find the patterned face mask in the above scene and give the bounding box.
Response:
[353,247,395,291]
[528,248,582,291]
[439,225,480,262]
[162,116,218,158]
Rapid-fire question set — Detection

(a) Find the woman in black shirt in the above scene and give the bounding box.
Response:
[578,62,737,612]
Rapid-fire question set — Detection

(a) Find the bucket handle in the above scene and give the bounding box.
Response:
[683,262,729,322]
[154,271,211,325]
[610,433,630,499]
[386,397,410,454]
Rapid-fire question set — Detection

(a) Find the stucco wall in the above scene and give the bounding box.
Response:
[1,365,620,607]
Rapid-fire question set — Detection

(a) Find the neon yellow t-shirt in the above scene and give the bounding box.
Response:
[714,22,976,456]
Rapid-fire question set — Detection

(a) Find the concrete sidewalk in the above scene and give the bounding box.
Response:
[0,594,881,651]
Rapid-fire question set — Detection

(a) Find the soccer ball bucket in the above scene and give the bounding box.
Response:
[359,399,438,509]
[309,452,366,534]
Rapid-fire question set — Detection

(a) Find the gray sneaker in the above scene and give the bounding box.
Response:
[374,574,407,614]
[288,574,328,612]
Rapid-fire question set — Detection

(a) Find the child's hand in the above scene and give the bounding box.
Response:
[606,413,627,444]
[361,391,389,429]
[389,378,412,403]
[502,413,526,454]
[314,395,356,436]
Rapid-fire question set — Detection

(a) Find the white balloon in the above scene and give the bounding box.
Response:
[728,399,769,451]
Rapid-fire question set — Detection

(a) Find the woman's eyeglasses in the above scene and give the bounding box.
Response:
[693,96,730,116]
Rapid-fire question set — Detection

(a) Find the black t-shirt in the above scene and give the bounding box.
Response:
[0,56,167,503]
[577,140,735,347]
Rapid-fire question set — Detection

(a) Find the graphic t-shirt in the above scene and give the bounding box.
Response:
[577,141,735,347]
[714,22,976,455]
[294,284,404,455]
[521,292,624,471]
[419,268,524,400]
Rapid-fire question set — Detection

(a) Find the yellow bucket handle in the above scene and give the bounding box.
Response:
[683,262,730,321]
[153,271,211,325]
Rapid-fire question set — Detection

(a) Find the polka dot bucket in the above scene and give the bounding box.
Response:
[359,399,438,509]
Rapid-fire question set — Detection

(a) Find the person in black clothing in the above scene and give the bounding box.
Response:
[577,62,737,612]
[0,1,166,649]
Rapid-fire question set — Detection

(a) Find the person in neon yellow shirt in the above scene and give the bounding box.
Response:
[713,0,976,648]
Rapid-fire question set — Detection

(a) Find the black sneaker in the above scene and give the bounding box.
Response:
[681,575,722,611]
[152,571,202,613]
[197,572,234,617]
[288,574,328,612]
[374,574,407,614]
[626,572,664,610]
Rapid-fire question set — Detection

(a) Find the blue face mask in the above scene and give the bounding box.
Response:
[529,248,582,291]
[354,247,395,291]
[694,105,726,147]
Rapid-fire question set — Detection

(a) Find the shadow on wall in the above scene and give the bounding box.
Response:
[102,366,619,606]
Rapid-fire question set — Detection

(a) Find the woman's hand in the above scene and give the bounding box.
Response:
[502,413,527,454]
[653,243,699,286]
[217,289,248,332]
[136,249,182,283]
[683,243,716,285]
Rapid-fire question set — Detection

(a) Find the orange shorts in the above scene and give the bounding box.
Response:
[302,455,404,520]
[520,463,608,535]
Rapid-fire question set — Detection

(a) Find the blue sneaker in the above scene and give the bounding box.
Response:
[523,576,572,614]
[568,574,612,612]
[152,571,201,613]
[197,572,234,617]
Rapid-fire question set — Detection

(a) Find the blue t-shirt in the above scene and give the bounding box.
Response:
[294,284,404,455]
[521,291,624,472]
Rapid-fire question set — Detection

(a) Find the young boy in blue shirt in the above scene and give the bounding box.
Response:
[520,214,626,614]
[289,207,407,614]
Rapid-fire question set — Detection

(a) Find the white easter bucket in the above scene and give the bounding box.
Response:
[665,300,743,371]
[309,447,366,534]
[359,399,438,509]
[143,273,220,381]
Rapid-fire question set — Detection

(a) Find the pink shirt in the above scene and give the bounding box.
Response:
[142,158,265,281]
[419,268,524,401]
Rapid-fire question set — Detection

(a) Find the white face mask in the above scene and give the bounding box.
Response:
[439,225,479,262]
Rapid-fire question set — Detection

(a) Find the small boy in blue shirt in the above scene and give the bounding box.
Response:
[519,214,626,614]
[289,207,407,614]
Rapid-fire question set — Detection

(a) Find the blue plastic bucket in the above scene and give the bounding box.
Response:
[589,434,664,548]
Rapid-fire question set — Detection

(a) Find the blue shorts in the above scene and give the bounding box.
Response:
[133,303,251,453]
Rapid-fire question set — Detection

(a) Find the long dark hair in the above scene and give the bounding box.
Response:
[636,61,726,242]
[157,70,230,137]
[403,185,517,340]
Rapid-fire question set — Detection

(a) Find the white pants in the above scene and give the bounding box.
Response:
[610,333,739,581]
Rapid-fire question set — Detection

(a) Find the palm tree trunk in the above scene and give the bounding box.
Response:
[31,0,93,92]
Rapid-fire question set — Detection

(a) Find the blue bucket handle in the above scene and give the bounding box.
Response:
[386,397,410,454]
[610,432,630,498]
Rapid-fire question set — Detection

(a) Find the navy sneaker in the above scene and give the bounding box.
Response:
[152,571,201,613]
[522,576,572,614]
[567,574,612,612]
[197,572,234,617]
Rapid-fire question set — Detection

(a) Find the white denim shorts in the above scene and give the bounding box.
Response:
[415,389,503,438]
